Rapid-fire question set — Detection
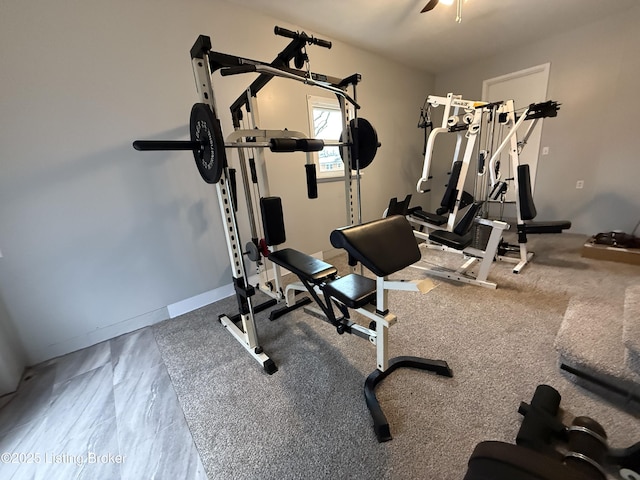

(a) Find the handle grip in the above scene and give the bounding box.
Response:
[274,26,297,39]
[305,164,318,199]
[311,37,332,49]
[274,26,332,49]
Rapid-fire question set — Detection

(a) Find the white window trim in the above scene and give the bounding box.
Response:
[306,94,355,182]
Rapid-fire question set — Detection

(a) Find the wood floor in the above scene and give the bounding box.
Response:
[0,328,207,479]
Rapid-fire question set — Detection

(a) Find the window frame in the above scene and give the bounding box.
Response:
[306,94,354,181]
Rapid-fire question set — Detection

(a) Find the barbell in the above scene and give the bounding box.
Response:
[133,103,380,184]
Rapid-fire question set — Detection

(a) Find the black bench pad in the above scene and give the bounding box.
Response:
[429,229,474,250]
[268,248,337,282]
[410,209,448,226]
[519,221,571,234]
[330,216,421,277]
[324,274,376,309]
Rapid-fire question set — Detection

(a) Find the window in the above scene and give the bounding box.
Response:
[306,95,353,180]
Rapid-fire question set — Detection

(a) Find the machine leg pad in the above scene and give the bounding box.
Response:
[263,358,278,375]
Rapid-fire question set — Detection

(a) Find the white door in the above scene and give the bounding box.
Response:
[482,63,550,202]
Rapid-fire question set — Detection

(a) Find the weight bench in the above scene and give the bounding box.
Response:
[268,214,453,442]
[498,164,571,273]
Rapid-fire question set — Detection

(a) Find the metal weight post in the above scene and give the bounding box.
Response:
[187,30,372,373]
[191,37,277,374]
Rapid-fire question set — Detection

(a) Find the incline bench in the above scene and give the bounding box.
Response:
[267,214,453,442]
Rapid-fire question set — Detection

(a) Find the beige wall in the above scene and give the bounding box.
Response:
[433,5,640,234]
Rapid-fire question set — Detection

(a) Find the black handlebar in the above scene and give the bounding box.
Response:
[274,26,332,49]
[133,140,200,151]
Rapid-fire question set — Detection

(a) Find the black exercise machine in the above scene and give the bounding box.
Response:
[464,384,640,480]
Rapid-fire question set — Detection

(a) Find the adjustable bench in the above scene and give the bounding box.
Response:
[268,214,452,442]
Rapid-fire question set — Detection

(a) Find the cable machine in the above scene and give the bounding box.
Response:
[485,99,571,273]
[391,93,509,289]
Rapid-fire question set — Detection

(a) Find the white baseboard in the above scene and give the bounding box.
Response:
[167,251,325,318]
[29,307,170,365]
[167,283,235,319]
[27,250,332,365]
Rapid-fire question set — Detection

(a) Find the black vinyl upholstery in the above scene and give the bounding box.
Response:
[517,164,537,221]
[441,161,463,211]
[428,202,483,251]
[412,209,448,226]
[323,274,376,309]
[268,248,337,282]
[330,215,421,277]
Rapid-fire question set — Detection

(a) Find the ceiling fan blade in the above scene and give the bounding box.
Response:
[421,0,439,13]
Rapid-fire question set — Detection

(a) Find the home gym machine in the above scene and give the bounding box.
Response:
[390,93,509,289]
[133,28,450,442]
[464,384,640,480]
[486,99,571,273]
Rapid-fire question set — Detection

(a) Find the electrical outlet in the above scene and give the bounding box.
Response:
[542,146,549,155]
[576,180,584,189]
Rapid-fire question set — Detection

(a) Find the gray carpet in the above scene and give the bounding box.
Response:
[153,232,640,480]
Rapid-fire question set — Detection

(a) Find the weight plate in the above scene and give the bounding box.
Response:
[245,241,261,262]
[190,103,225,184]
[339,117,379,170]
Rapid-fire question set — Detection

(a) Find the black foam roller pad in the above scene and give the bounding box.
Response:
[305,164,318,199]
[260,197,286,246]
[297,138,324,152]
[269,138,297,152]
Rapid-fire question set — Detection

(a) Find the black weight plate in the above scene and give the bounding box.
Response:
[355,118,379,169]
[190,103,225,184]
[339,117,379,170]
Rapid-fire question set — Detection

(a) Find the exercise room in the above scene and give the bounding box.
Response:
[1,0,640,478]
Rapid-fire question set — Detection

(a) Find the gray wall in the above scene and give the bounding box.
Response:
[0,292,26,395]
[432,5,640,235]
[0,0,432,364]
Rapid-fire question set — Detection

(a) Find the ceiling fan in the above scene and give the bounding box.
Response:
[421,0,464,22]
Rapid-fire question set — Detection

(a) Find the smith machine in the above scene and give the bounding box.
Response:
[134,28,452,442]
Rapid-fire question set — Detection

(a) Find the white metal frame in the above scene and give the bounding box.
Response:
[409,93,508,288]
[282,275,431,372]
[486,100,541,273]
[191,39,365,371]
